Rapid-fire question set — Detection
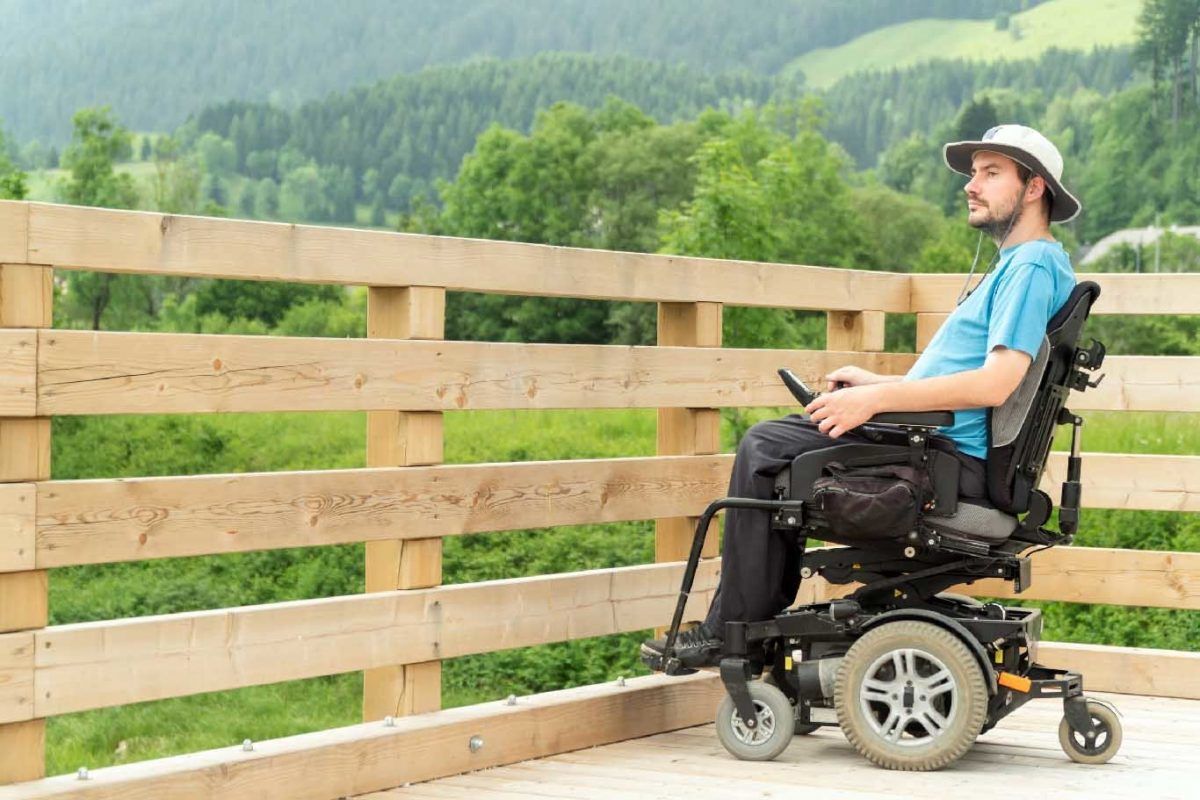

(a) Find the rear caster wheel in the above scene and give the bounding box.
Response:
[1059,699,1122,764]
[715,681,794,761]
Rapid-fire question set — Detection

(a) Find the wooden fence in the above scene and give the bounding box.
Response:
[1,199,1198,798]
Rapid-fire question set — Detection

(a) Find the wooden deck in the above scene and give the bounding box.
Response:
[364,691,1196,800]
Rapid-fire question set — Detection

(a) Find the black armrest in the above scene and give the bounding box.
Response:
[866,410,954,428]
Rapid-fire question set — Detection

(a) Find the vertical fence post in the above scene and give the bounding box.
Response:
[0,264,51,784]
[916,313,949,353]
[655,302,723,568]
[363,286,445,721]
[826,310,886,354]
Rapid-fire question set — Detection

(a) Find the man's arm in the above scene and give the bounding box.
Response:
[806,347,1032,438]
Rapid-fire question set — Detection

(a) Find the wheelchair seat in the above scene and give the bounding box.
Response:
[776,279,1104,551]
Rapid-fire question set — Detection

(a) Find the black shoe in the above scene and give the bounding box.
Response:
[640,621,724,671]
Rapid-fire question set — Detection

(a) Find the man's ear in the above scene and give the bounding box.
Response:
[1026,175,1047,203]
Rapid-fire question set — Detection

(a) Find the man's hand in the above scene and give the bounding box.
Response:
[805,384,883,438]
[824,365,880,390]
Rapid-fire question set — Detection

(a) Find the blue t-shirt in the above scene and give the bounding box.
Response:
[904,239,1076,460]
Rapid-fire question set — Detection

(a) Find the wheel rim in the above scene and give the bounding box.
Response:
[729,700,778,746]
[1067,715,1112,755]
[858,647,958,748]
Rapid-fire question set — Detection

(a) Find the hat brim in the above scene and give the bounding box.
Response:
[943,140,1081,223]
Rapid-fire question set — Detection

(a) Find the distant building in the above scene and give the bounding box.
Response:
[1080,225,1200,266]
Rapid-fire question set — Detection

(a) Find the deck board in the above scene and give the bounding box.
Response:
[361,692,1198,800]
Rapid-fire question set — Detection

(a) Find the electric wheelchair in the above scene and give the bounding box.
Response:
[643,281,1121,770]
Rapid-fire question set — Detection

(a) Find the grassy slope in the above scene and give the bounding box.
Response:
[787,0,1140,89]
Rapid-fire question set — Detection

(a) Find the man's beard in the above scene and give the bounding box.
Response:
[969,195,1023,241]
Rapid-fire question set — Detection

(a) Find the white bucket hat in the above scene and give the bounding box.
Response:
[943,124,1081,223]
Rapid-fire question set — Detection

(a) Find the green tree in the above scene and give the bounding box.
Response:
[0,124,27,199]
[57,108,142,331]
[659,102,867,349]
[59,107,138,208]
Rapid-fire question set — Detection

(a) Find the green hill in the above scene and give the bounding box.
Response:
[786,0,1141,89]
[1,0,1040,143]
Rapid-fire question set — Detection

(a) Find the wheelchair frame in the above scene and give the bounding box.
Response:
[649,370,1113,765]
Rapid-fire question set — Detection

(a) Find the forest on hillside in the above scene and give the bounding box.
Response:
[1,0,1043,141]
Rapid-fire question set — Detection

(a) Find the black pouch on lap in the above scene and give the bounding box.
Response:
[811,460,932,541]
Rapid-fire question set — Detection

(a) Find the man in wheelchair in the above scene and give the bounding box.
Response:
[641,125,1120,769]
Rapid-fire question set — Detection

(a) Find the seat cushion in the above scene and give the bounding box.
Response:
[925,501,1019,542]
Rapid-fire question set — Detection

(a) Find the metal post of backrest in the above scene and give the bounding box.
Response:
[362,286,446,721]
[0,264,52,784]
[655,303,723,568]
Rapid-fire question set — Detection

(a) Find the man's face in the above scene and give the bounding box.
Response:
[964,151,1026,236]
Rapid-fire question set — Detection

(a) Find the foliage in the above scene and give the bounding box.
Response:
[58,107,138,208]
[1,0,1043,142]
[1133,0,1200,121]
[824,47,1134,168]
[0,121,27,199]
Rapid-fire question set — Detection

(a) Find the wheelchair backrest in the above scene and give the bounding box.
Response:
[986,280,1101,514]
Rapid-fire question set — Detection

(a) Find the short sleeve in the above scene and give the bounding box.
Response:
[986,263,1055,358]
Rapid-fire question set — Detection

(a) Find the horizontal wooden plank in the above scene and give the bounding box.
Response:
[36,332,1196,417]
[1043,452,1200,512]
[910,272,1200,315]
[31,450,1196,570]
[0,672,725,800]
[36,330,918,415]
[0,202,29,264]
[0,633,34,724]
[0,330,36,418]
[33,456,735,568]
[965,546,1200,610]
[1070,356,1200,413]
[0,484,35,572]
[32,560,721,716]
[1037,642,1200,699]
[22,202,910,311]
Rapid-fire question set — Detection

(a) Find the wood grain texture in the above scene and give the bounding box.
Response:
[0,267,52,329]
[1043,451,1200,512]
[1037,641,1200,699]
[915,313,949,353]
[0,633,34,724]
[22,202,910,310]
[1069,356,1200,413]
[364,285,446,720]
[0,205,29,265]
[36,330,919,415]
[963,546,1200,610]
[0,484,35,572]
[911,272,1200,314]
[656,302,722,565]
[0,259,49,785]
[0,331,36,418]
[0,672,724,800]
[32,561,720,716]
[34,455,734,568]
[826,310,885,352]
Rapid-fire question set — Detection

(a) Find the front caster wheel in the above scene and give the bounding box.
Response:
[762,672,821,735]
[1059,699,1122,764]
[835,621,987,771]
[715,681,795,761]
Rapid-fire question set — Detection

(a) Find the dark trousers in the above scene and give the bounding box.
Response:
[704,414,986,629]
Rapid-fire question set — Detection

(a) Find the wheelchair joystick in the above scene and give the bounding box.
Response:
[777,368,819,406]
